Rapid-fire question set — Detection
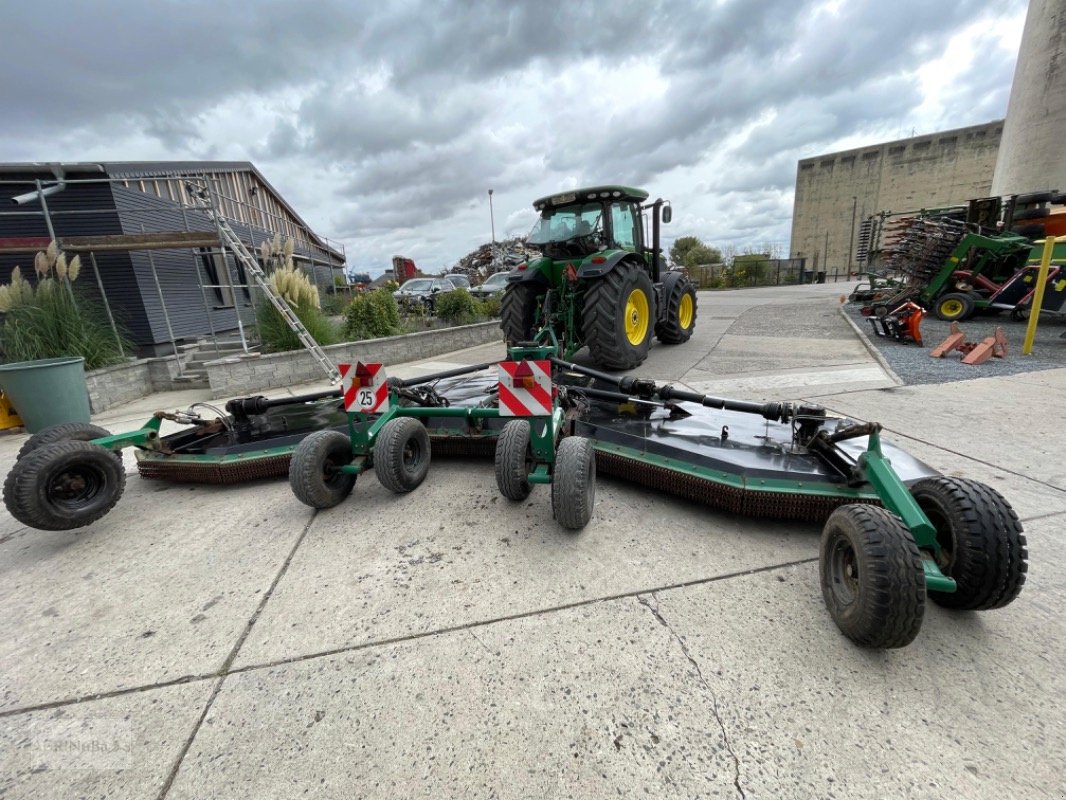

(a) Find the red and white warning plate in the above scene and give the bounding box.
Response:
[498,359,553,416]
[339,362,390,413]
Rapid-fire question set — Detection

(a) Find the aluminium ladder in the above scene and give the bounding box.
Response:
[192,180,340,383]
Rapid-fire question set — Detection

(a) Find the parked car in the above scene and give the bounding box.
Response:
[470,271,511,299]
[447,274,471,290]
[393,277,458,311]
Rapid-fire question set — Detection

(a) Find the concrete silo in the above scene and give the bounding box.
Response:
[991,0,1066,196]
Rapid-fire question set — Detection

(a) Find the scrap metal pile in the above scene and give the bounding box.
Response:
[2,345,1028,651]
[880,215,967,286]
[451,237,538,279]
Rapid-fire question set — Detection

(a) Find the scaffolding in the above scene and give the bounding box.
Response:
[0,172,349,379]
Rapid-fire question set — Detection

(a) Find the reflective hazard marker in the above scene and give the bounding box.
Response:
[498,359,552,416]
[340,362,389,413]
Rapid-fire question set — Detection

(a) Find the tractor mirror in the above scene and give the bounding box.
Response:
[662,205,672,224]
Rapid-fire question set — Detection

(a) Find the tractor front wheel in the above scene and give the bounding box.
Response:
[3,441,126,531]
[500,282,543,345]
[289,430,356,509]
[582,262,655,370]
[495,420,533,501]
[819,504,926,648]
[551,436,596,530]
[17,422,114,462]
[655,274,698,344]
[910,477,1027,610]
[934,292,975,321]
[374,417,431,493]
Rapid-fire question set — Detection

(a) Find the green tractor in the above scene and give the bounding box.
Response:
[500,186,696,370]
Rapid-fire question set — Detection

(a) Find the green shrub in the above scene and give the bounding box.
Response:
[320,290,350,316]
[343,288,400,340]
[435,288,477,324]
[476,296,502,319]
[257,297,340,353]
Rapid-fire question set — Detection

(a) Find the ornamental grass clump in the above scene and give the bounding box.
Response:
[0,244,128,369]
[257,237,339,352]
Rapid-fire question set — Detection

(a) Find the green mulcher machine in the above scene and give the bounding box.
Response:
[1,185,1028,650]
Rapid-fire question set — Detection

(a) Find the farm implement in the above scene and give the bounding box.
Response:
[2,342,1027,649]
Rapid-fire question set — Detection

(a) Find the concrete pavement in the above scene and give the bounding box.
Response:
[1,282,1062,799]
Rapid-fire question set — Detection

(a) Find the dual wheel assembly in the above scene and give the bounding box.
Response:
[289,417,596,530]
[820,477,1027,648]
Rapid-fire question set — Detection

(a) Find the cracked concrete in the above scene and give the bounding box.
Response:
[1,283,1064,798]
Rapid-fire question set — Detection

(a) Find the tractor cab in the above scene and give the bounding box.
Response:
[529,186,655,263]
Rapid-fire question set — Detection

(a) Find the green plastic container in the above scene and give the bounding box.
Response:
[0,357,91,433]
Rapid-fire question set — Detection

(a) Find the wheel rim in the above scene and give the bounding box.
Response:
[678,293,694,329]
[402,438,423,471]
[827,535,860,608]
[322,453,349,488]
[48,465,104,510]
[624,289,650,345]
[940,299,964,318]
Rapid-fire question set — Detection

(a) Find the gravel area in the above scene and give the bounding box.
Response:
[843,302,1066,385]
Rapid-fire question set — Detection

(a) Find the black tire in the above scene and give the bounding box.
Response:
[373,417,430,493]
[1012,223,1046,238]
[1010,306,1031,322]
[655,273,698,344]
[581,262,655,370]
[551,436,595,530]
[1012,207,1050,221]
[3,441,126,531]
[500,282,543,345]
[934,292,975,321]
[819,504,926,648]
[910,477,1027,610]
[872,303,890,318]
[495,419,533,501]
[289,430,356,509]
[17,422,113,462]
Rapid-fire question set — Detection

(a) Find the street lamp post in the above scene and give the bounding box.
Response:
[488,189,496,245]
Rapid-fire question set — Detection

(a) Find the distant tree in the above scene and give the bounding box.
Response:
[669,236,723,268]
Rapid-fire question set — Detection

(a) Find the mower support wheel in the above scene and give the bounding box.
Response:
[289,430,356,509]
[910,477,1027,610]
[500,282,542,345]
[655,273,698,344]
[3,440,126,531]
[495,419,533,501]
[819,504,926,648]
[17,422,114,462]
[582,262,655,370]
[374,417,431,493]
[934,292,975,321]
[551,436,595,530]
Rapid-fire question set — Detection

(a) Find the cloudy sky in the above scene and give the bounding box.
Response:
[2,0,1027,274]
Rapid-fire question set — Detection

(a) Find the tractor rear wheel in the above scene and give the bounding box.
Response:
[500,282,542,345]
[582,262,654,370]
[17,422,114,462]
[910,477,1027,610]
[3,441,126,531]
[819,504,926,648]
[655,274,698,344]
[495,420,533,501]
[289,430,356,509]
[374,417,431,493]
[551,436,595,530]
[934,292,975,321]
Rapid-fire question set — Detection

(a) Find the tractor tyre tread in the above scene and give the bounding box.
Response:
[910,476,1027,610]
[374,417,431,494]
[581,262,654,370]
[3,440,126,531]
[819,504,926,649]
[500,282,542,345]
[289,430,356,509]
[655,274,698,344]
[495,419,532,501]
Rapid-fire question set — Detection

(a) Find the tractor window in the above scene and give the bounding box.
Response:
[529,203,603,244]
[610,203,638,251]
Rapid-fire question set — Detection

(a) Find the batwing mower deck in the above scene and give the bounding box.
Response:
[3,347,1027,649]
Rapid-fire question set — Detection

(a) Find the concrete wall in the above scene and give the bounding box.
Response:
[789,121,1003,270]
[992,0,1066,196]
[85,356,189,413]
[205,321,504,398]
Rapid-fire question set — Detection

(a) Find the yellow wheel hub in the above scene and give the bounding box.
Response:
[624,289,650,345]
[678,293,694,329]
[940,299,964,318]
